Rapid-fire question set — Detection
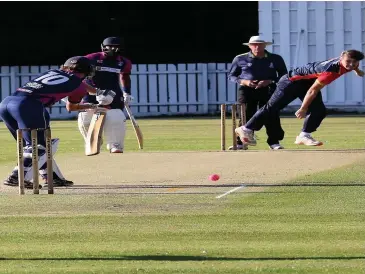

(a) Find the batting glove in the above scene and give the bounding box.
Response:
[123,93,134,105]
[96,89,116,105]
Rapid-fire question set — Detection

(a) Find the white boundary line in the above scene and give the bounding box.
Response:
[216,185,245,199]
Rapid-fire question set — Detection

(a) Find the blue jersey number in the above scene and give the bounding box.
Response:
[34,71,69,85]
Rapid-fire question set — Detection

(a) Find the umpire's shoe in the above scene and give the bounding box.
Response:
[3,174,42,189]
[269,144,284,150]
[228,144,248,150]
[43,172,74,187]
[229,137,249,150]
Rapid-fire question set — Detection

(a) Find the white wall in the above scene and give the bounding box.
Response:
[259,1,365,106]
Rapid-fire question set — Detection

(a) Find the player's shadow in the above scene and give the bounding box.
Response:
[0,255,364,261]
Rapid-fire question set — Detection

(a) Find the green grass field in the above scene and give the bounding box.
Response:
[0,117,365,273]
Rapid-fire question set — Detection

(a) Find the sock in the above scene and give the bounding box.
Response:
[242,126,253,133]
[299,132,310,137]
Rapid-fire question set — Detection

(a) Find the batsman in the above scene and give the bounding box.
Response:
[78,37,132,153]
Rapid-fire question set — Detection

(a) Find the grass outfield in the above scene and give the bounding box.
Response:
[0,116,364,163]
[0,117,364,273]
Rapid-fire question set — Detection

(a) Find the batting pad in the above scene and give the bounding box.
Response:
[39,138,65,179]
[78,111,93,141]
[23,145,47,181]
[104,109,126,149]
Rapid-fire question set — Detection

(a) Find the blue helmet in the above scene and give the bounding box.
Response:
[101,37,124,57]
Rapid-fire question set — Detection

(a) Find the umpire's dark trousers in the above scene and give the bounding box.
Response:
[238,85,284,146]
[245,75,327,133]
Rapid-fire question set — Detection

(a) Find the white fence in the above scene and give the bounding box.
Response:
[0,63,239,119]
[1,63,365,120]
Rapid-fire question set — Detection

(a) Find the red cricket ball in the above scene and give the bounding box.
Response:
[209,174,220,181]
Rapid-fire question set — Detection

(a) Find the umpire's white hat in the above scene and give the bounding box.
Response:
[243,35,273,46]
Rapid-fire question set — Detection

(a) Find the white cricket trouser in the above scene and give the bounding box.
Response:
[78,109,126,150]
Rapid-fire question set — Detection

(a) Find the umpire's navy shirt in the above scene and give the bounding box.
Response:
[228,51,288,84]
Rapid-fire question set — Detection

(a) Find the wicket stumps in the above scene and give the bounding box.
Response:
[16,128,54,195]
[220,104,246,151]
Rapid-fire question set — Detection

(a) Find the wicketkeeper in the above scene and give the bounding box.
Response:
[0,56,111,188]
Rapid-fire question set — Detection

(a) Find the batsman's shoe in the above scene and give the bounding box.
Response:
[235,127,257,146]
[269,144,284,150]
[228,144,248,150]
[294,134,323,146]
[43,173,74,187]
[109,144,123,153]
[3,174,41,189]
[110,147,123,153]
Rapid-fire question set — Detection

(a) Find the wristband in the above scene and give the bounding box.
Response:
[122,87,131,93]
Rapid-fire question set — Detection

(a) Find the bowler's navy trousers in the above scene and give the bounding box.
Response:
[245,75,327,134]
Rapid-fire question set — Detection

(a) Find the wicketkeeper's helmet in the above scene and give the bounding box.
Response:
[63,56,95,77]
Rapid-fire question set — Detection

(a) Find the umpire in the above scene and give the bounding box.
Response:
[228,35,288,150]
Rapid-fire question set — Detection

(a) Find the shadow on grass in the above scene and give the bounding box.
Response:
[56,182,365,189]
[0,255,364,261]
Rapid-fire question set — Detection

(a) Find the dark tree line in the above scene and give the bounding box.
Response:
[0,2,258,65]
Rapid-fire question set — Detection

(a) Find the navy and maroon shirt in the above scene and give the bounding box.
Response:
[288,57,350,86]
[83,52,132,109]
[15,69,88,107]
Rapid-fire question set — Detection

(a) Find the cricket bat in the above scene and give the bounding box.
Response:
[124,104,143,149]
[85,111,106,156]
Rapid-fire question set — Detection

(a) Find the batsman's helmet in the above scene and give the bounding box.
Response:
[101,37,124,57]
[62,56,95,77]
